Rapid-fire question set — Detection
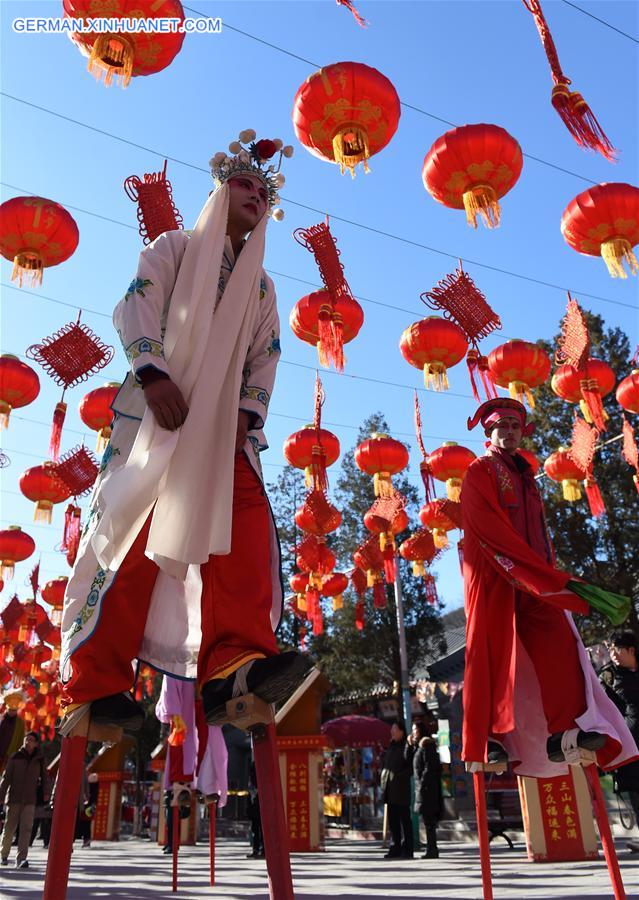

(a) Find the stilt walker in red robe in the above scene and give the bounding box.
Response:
[58,131,312,735]
[461,398,637,776]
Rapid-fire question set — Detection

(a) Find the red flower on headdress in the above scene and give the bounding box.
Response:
[255,139,277,161]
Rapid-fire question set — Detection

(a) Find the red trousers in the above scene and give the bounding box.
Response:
[63,453,278,706]
[513,593,586,734]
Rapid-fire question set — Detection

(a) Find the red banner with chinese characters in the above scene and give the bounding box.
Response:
[538,773,585,861]
[286,749,311,851]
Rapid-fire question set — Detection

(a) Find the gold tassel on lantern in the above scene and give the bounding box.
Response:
[88,34,134,88]
[96,425,112,454]
[561,478,582,502]
[446,478,462,502]
[373,471,393,497]
[412,560,425,578]
[424,362,449,391]
[508,380,535,408]
[433,528,449,550]
[332,126,371,177]
[600,238,638,279]
[332,594,343,612]
[462,184,500,229]
[34,500,54,525]
[12,251,43,288]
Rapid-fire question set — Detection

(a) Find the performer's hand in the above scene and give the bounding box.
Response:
[236,410,252,452]
[144,379,189,431]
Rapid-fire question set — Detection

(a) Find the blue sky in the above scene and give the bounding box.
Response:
[1,0,637,616]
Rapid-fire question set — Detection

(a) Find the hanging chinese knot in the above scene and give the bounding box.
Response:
[622,417,639,495]
[400,317,468,391]
[293,61,401,176]
[0,196,79,287]
[0,355,40,429]
[124,160,184,245]
[521,0,616,159]
[26,312,114,459]
[568,416,605,517]
[293,220,363,371]
[353,535,387,609]
[63,0,186,88]
[422,124,523,228]
[421,264,501,400]
[487,339,551,408]
[53,445,100,566]
[561,183,639,279]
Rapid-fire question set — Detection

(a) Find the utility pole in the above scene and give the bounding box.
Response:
[393,557,412,734]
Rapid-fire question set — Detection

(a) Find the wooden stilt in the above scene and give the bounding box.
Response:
[472,771,494,900]
[172,802,179,892]
[208,797,217,886]
[584,763,627,900]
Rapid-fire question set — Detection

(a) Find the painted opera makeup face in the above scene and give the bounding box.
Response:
[489,416,523,454]
[227,174,268,235]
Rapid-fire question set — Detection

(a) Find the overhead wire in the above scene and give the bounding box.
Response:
[560,0,639,43]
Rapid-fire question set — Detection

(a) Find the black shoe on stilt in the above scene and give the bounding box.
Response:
[487,740,508,765]
[202,651,315,725]
[90,692,145,732]
[547,730,606,762]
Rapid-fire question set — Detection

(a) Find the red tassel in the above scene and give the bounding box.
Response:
[423,574,438,605]
[383,554,396,584]
[314,606,324,636]
[478,355,498,399]
[466,351,482,402]
[419,461,435,503]
[311,444,328,493]
[551,83,617,161]
[49,401,67,461]
[355,599,365,631]
[373,580,386,609]
[457,537,465,576]
[62,503,82,567]
[584,475,606,518]
[580,381,607,432]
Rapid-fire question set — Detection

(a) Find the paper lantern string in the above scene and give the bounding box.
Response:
[124,159,184,245]
[521,0,617,161]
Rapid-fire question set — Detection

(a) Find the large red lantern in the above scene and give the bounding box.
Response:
[321,572,349,611]
[63,0,186,88]
[79,382,121,452]
[0,355,40,428]
[41,576,68,627]
[19,463,71,523]
[419,499,458,549]
[422,124,523,229]
[354,433,409,497]
[284,424,340,492]
[561,183,639,279]
[427,442,476,501]
[400,318,468,391]
[293,61,401,176]
[0,196,79,287]
[616,370,639,415]
[290,290,364,368]
[0,526,36,579]
[551,358,615,431]
[487,339,551,408]
[544,448,586,502]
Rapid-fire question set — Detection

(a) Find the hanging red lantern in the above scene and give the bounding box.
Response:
[321,572,349,611]
[552,358,616,431]
[19,462,71,524]
[419,499,458,549]
[284,425,340,491]
[0,196,79,287]
[41,576,68,626]
[616,370,639,415]
[0,526,36,580]
[364,504,408,582]
[63,0,186,88]
[29,643,53,680]
[544,448,586,502]
[427,442,476,501]
[400,317,468,391]
[290,290,363,368]
[422,124,523,228]
[0,355,40,429]
[516,448,541,474]
[354,433,409,497]
[351,567,368,597]
[295,491,342,536]
[290,572,310,612]
[561,183,639,279]
[78,382,121,452]
[292,61,401,176]
[487,339,551,408]
[353,535,385,587]
[399,528,438,578]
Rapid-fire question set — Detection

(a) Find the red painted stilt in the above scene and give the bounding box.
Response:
[172,802,180,892]
[253,721,294,900]
[208,798,217,886]
[584,763,627,900]
[43,734,88,900]
[472,771,494,900]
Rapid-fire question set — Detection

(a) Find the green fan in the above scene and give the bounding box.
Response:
[567,581,631,626]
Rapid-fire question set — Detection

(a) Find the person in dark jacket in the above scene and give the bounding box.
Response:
[380,721,413,859]
[0,731,46,868]
[599,629,639,838]
[413,734,443,858]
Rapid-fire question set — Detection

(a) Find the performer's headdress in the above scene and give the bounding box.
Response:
[467,397,535,437]
[209,129,294,221]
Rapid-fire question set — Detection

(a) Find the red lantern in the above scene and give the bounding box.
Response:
[0,355,40,428]
[552,358,616,430]
[422,124,523,228]
[290,572,310,608]
[63,0,186,88]
[0,526,36,580]
[41,576,68,626]
[353,535,385,585]
[290,290,364,368]
[616,370,639,415]
[399,528,438,578]
[19,462,71,524]
[400,318,468,391]
[79,382,121,452]
[487,339,551,408]
[321,572,349,611]
[544,448,586,502]
[561,183,639,279]
[0,196,79,287]
[284,425,340,492]
[427,442,476,501]
[364,508,408,544]
[516,448,541,474]
[293,61,401,176]
[354,433,409,497]
[419,499,458,549]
